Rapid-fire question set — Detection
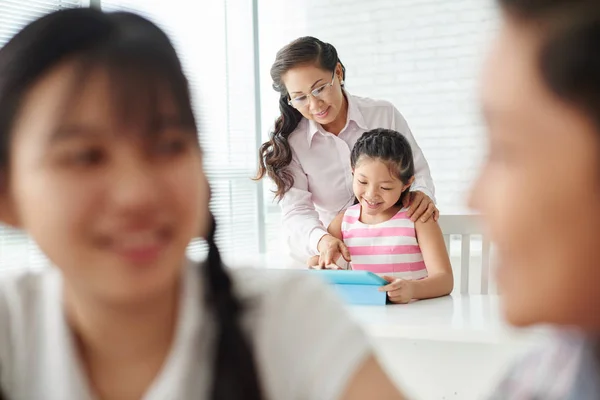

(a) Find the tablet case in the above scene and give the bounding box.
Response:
[310,270,388,305]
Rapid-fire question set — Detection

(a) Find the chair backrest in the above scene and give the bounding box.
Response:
[438,215,492,294]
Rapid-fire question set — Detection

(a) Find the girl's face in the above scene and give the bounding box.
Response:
[0,60,209,305]
[471,17,600,331]
[352,157,412,218]
[281,63,345,127]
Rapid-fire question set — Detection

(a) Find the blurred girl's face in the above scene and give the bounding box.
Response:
[470,17,600,331]
[0,60,209,304]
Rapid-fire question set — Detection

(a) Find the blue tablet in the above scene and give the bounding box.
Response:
[310,270,388,286]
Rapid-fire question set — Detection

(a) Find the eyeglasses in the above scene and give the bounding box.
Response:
[288,73,336,109]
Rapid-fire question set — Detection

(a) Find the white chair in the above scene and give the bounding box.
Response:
[438,215,492,294]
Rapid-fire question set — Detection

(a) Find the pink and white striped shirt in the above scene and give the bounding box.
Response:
[341,204,428,280]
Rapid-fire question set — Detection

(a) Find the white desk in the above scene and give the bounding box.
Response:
[237,266,549,399]
[349,294,542,343]
[348,295,549,400]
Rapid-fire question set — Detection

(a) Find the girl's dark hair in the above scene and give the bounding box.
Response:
[255,36,346,200]
[350,128,415,207]
[0,8,262,400]
[498,0,600,129]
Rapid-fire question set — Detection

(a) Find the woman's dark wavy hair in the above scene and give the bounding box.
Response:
[255,36,346,200]
[351,129,415,207]
[0,8,262,400]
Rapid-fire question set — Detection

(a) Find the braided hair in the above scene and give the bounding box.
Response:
[204,214,263,399]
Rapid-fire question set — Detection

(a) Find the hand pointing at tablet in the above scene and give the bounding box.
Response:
[315,234,351,269]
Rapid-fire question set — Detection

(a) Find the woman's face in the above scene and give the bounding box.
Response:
[281,63,345,127]
[0,60,209,305]
[471,17,600,331]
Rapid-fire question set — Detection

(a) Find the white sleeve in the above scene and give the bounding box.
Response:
[391,107,436,202]
[279,153,328,258]
[255,273,372,400]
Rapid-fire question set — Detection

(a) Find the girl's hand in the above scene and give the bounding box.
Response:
[404,191,438,223]
[379,277,414,304]
[315,234,351,269]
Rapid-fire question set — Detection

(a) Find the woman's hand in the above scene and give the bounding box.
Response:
[404,191,438,222]
[379,277,414,304]
[306,255,320,268]
[314,234,351,269]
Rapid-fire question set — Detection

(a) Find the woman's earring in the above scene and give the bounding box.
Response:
[340,80,345,85]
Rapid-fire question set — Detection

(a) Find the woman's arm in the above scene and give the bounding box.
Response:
[282,156,350,265]
[280,155,328,257]
[411,219,454,299]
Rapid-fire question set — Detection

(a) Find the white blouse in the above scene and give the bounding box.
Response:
[0,263,370,399]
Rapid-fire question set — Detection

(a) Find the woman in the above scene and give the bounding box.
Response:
[256,37,437,267]
[472,0,600,397]
[0,9,405,400]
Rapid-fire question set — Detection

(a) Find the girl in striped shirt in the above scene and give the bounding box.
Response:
[309,128,453,303]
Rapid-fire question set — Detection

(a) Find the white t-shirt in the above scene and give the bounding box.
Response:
[0,263,371,400]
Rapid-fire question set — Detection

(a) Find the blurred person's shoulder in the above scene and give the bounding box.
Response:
[229,266,330,308]
[227,265,358,338]
[0,267,57,325]
[488,329,600,399]
[228,265,371,399]
[0,267,54,329]
[0,268,57,393]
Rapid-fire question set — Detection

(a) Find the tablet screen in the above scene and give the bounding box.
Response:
[310,270,388,286]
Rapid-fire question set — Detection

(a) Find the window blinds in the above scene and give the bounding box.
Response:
[0,0,262,271]
[0,0,82,272]
[100,0,261,262]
